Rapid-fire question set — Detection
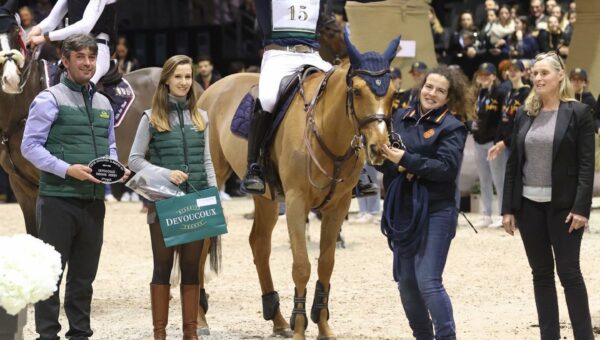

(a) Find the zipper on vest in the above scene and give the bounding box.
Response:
[177,104,190,193]
[83,88,99,198]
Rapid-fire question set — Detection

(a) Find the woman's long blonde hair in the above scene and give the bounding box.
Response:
[149,55,205,132]
[524,51,575,116]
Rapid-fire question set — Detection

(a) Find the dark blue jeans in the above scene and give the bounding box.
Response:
[396,206,458,340]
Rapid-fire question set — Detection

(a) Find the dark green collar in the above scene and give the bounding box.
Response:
[61,75,97,95]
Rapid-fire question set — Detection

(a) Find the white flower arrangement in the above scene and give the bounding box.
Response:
[0,234,62,315]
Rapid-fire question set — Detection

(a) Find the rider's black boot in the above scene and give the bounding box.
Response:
[241,100,272,195]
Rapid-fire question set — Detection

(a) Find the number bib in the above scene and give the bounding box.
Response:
[272,0,319,37]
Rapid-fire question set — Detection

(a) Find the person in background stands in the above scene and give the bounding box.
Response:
[114,36,139,74]
[397,61,427,110]
[18,6,36,35]
[195,56,221,90]
[470,62,507,229]
[488,59,530,166]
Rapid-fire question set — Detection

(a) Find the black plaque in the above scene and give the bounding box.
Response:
[88,157,126,184]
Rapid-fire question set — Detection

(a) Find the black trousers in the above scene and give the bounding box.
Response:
[517,198,593,340]
[34,196,105,340]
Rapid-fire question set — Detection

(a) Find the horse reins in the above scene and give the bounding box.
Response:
[302,66,391,209]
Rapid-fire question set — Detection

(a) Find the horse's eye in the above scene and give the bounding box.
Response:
[353,88,361,97]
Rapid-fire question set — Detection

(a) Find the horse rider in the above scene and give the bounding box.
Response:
[26,0,116,85]
[240,0,333,195]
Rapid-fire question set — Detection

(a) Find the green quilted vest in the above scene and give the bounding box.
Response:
[147,101,207,194]
[39,77,112,200]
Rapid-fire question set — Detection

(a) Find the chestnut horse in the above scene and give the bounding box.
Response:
[199,35,399,339]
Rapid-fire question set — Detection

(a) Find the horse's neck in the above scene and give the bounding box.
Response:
[312,66,356,155]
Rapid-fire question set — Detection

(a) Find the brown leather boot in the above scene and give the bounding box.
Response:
[180,284,199,340]
[150,284,170,340]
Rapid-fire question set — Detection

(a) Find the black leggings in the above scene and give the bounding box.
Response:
[148,205,203,285]
[517,198,593,340]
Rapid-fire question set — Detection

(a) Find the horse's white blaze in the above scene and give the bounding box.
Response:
[0,33,21,94]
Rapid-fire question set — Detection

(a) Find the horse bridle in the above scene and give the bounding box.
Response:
[0,20,37,94]
[345,67,391,132]
[302,66,394,209]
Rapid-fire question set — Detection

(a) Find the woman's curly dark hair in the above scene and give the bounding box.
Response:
[417,65,476,122]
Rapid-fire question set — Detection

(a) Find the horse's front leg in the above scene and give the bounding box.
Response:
[250,196,292,337]
[312,195,352,340]
[285,192,312,340]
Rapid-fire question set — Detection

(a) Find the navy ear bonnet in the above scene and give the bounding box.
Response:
[345,32,400,97]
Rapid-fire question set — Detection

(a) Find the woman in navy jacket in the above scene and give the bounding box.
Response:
[502,52,594,340]
[377,65,474,340]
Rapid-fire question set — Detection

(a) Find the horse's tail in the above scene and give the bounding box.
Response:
[208,236,222,274]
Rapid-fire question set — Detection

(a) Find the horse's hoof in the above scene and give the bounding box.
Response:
[272,327,293,338]
[196,327,210,336]
[316,336,336,340]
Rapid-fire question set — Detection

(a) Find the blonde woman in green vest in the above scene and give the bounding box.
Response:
[128,55,216,340]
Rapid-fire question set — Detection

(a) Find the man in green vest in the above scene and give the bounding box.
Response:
[21,33,130,340]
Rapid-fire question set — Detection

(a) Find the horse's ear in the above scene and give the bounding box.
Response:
[343,28,361,66]
[3,0,18,14]
[383,36,401,64]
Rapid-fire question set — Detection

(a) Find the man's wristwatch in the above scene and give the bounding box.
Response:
[43,33,50,42]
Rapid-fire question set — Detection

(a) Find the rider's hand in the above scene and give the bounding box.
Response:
[169,170,188,185]
[26,26,42,45]
[29,35,47,48]
[66,164,102,183]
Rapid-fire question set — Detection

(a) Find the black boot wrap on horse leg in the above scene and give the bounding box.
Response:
[310,280,330,323]
[241,100,273,194]
[261,291,280,320]
[290,288,308,331]
[199,288,208,314]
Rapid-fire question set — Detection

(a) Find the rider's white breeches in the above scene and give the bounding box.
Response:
[91,41,110,85]
[258,49,332,113]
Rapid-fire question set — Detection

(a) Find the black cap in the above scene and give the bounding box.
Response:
[477,62,497,75]
[509,59,525,72]
[391,67,401,79]
[409,61,428,74]
[569,68,588,81]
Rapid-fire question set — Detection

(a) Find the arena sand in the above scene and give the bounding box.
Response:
[1,198,599,340]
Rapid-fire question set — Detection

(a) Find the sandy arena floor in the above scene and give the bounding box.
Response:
[1,198,599,340]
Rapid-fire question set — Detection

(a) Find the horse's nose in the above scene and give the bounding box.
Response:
[369,144,378,155]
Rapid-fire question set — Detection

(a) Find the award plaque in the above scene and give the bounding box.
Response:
[88,157,126,184]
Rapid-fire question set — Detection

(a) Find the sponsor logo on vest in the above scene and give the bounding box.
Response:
[166,208,218,229]
[99,111,110,119]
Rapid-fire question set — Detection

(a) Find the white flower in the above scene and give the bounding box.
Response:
[0,234,62,315]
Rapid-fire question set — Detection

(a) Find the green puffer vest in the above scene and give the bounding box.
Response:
[147,101,207,194]
[39,77,112,200]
